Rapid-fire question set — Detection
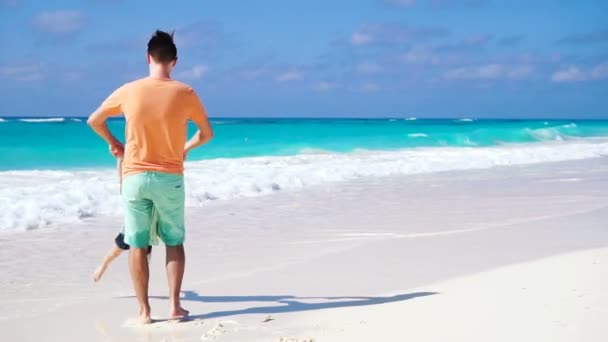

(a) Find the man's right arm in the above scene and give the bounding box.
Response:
[184,90,214,159]
[88,106,124,157]
[87,85,128,158]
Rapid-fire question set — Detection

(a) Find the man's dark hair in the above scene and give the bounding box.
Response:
[147,30,177,63]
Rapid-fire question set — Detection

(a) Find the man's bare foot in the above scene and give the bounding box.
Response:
[124,315,152,326]
[170,307,189,320]
[93,264,107,282]
[138,314,153,324]
[138,307,152,324]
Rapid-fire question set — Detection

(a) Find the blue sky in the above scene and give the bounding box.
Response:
[0,0,607,118]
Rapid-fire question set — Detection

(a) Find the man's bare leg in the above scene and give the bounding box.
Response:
[129,247,152,324]
[166,245,188,319]
[93,246,123,282]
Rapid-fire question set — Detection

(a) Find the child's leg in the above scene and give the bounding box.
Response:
[93,159,127,282]
[93,246,124,282]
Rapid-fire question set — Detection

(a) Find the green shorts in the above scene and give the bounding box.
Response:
[122,172,185,248]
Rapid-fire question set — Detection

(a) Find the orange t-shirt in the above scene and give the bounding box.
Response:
[99,77,207,177]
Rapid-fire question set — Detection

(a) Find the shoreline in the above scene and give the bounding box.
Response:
[3,143,608,232]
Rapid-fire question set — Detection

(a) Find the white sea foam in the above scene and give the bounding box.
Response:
[0,118,5,122]
[463,137,477,146]
[70,118,83,122]
[456,118,475,122]
[18,118,66,123]
[408,133,428,138]
[2,139,608,232]
[299,148,334,155]
[405,117,417,121]
[527,127,566,141]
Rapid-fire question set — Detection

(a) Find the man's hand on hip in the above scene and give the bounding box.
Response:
[109,141,125,158]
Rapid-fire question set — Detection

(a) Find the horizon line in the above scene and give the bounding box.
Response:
[2,115,608,120]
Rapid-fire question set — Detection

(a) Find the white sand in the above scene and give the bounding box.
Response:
[1,158,607,341]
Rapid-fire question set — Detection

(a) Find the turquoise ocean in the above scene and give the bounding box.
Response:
[2,116,608,231]
[2,117,608,170]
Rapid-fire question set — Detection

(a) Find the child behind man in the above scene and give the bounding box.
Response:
[93,158,157,282]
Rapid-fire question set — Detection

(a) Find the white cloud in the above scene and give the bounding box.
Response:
[437,34,491,51]
[558,29,608,45]
[276,70,303,82]
[32,10,85,35]
[430,0,489,9]
[174,21,224,49]
[223,61,274,82]
[239,68,266,81]
[445,64,501,80]
[551,63,608,83]
[384,0,488,10]
[401,47,443,65]
[461,34,491,47]
[356,62,384,74]
[0,63,45,81]
[382,0,416,9]
[505,65,533,80]
[176,64,209,80]
[444,64,533,80]
[591,63,608,79]
[1,0,19,7]
[312,81,338,92]
[358,83,381,93]
[551,67,585,82]
[350,32,374,46]
[349,24,448,47]
[62,71,83,82]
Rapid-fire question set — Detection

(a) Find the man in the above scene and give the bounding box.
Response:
[88,30,213,324]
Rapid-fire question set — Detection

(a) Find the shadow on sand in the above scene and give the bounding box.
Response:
[121,290,438,320]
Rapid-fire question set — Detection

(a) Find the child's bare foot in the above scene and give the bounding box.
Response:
[170,307,189,321]
[93,264,107,282]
